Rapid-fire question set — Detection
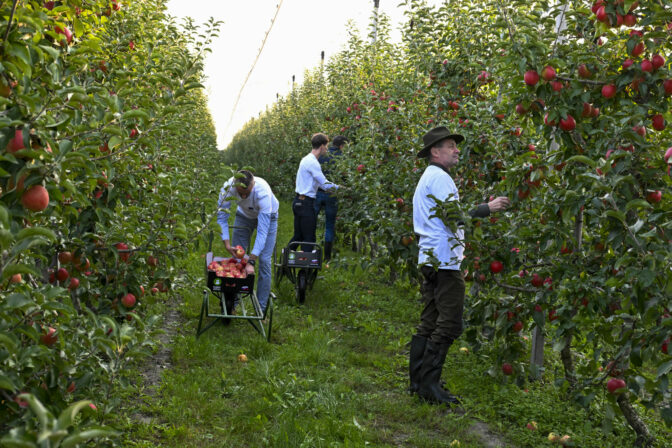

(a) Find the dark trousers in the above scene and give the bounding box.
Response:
[314,190,338,243]
[416,266,465,345]
[290,196,316,250]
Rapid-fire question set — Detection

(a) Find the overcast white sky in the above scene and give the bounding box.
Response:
[165,0,442,150]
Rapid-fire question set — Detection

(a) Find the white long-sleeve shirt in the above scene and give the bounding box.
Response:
[295,153,337,198]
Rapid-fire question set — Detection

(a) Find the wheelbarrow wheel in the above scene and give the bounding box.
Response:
[296,269,307,304]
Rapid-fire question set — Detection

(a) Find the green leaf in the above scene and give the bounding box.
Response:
[625,199,652,212]
[606,210,626,224]
[1,264,41,282]
[553,338,567,352]
[657,359,672,379]
[56,400,94,431]
[60,428,119,448]
[184,82,205,90]
[59,140,73,155]
[566,155,597,167]
[8,43,32,67]
[19,394,51,428]
[5,293,34,310]
[108,136,122,149]
[122,109,150,122]
[16,227,56,243]
[38,45,60,60]
[0,437,35,448]
[0,333,18,351]
[0,205,8,228]
[637,269,655,287]
[0,374,17,392]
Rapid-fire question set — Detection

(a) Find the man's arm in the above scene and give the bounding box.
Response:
[468,197,511,218]
[216,182,236,254]
[248,190,274,260]
[250,212,272,260]
[312,159,338,190]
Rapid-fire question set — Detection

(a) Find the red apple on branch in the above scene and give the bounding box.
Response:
[577,64,592,78]
[652,54,665,70]
[663,79,672,96]
[652,114,665,131]
[502,363,513,375]
[489,260,504,274]
[54,24,73,44]
[524,70,539,86]
[115,242,131,262]
[121,293,136,308]
[601,84,617,98]
[21,185,49,212]
[559,114,576,131]
[606,378,626,394]
[56,268,69,282]
[646,190,662,203]
[40,327,58,346]
[541,65,556,81]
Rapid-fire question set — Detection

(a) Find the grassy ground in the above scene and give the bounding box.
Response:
[112,201,672,447]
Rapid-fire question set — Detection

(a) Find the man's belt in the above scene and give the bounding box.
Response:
[317,188,326,193]
[296,194,314,200]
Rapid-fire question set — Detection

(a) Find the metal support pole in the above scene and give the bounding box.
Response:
[530,326,545,379]
[371,0,380,43]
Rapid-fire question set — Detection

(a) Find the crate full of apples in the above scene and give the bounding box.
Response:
[205,252,253,293]
[207,257,248,278]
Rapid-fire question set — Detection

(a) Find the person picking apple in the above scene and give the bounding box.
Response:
[289,132,340,251]
[409,126,511,406]
[217,170,279,313]
[314,135,347,261]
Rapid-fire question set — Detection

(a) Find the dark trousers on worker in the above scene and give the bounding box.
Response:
[290,195,316,251]
[409,265,465,405]
[314,189,338,243]
[416,266,465,345]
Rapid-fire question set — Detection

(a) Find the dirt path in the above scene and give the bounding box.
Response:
[469,420,511,447]
[131,295,185,423]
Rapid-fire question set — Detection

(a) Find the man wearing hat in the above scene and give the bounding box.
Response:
[409,126,510,406]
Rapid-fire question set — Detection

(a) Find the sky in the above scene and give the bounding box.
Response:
[165,0,442,150]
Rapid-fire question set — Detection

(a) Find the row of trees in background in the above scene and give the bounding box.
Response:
[224,0,671,445]
[0,0,227,444]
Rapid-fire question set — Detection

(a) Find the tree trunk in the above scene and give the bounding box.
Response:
[560,331,577,389]
[616,393,655,447]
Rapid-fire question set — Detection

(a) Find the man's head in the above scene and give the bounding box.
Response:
[430,138,460,169]
[417,126,464,168]
[332,135,348,149]
[311,133,329,149]
[311,133,329,156]
[234,170,255,199]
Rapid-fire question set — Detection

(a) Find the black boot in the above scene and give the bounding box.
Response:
[417,340,461,406]
[324,241,333,261]
[409,335,427,394]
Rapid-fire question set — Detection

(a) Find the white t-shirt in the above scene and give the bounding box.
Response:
[413,165,464,270]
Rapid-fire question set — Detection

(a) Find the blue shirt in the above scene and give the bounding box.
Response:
[295,153,337,198]
[413,164,464,270]
[318,146,342,176]
[217,176,279,257]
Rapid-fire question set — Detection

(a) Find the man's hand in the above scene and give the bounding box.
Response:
[245,263,255,276]
[223,240,235,256]
[488,196,511,213]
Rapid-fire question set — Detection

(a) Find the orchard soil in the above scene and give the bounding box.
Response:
[114,202,672,447]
